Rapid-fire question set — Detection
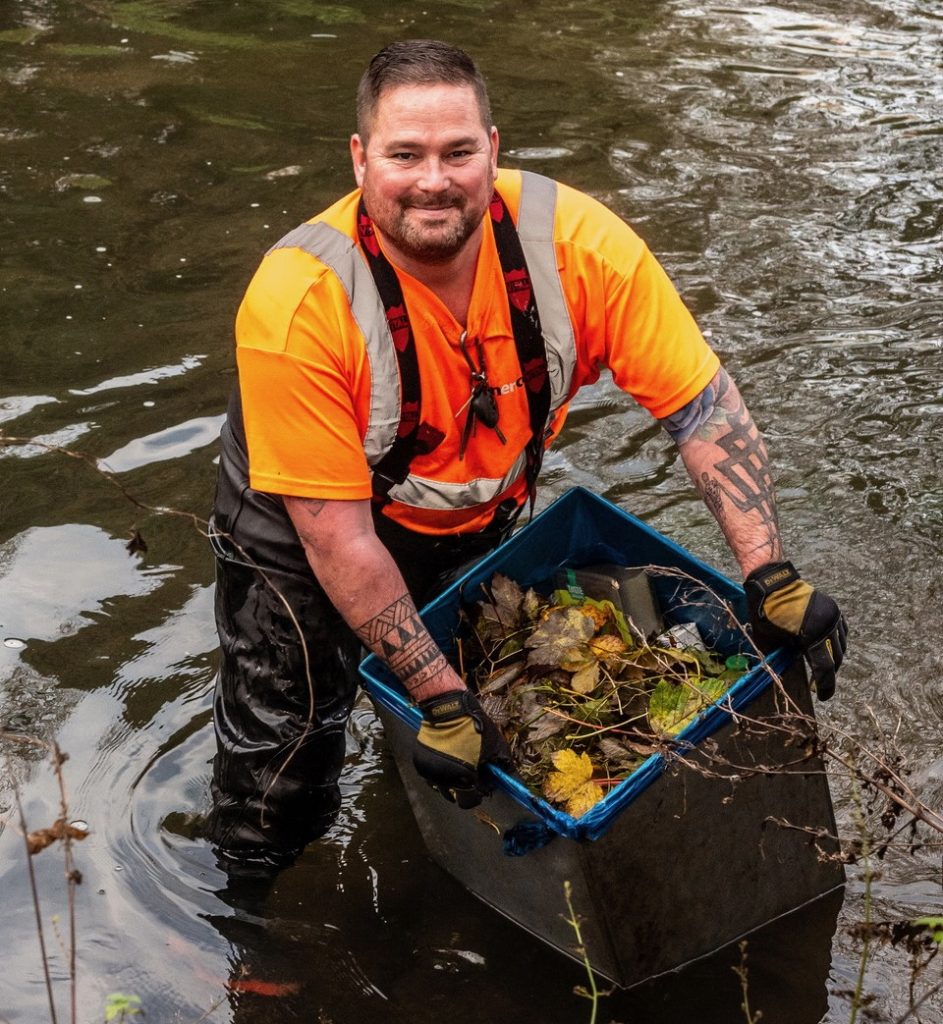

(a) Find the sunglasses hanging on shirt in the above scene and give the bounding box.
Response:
[457,331,507,459]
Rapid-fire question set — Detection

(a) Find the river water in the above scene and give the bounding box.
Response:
[1,1,941,1021]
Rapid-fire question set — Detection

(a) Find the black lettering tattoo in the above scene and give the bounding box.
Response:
[700,471,726,526]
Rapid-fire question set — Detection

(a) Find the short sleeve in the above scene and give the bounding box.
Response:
[235,251,374,500]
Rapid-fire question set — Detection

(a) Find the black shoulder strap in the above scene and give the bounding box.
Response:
[488,191,551,512]
[356,189,551,512]
[356,202,445,498]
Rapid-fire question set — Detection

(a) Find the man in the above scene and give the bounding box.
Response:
[208,39,847,871]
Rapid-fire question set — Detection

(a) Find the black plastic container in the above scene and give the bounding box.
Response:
[360,488,844,985]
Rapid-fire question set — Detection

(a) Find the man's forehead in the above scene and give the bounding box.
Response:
[374,80,481,113]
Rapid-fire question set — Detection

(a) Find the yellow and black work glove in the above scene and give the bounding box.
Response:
[413,689,511,809]
[745,560,848,701]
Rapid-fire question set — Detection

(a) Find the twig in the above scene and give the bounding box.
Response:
[732,940,762,1023]
[49,742,79,1024]
[13,785,58,1024]
[0,433,206,534]
[891,976,943,1024]
[848,777,873,1024]
[562,881,608,1024]
[189,993,229,1023]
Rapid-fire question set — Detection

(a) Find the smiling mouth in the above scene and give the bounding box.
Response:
[409,204,457,212]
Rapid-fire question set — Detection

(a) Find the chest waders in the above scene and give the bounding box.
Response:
[208,174,570,869]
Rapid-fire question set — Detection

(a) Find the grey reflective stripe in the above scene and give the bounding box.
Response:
[517,170,576,413]
[267,222,400,464]
[387,450,530,510]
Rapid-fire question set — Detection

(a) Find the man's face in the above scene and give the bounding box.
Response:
[350,83,499,265]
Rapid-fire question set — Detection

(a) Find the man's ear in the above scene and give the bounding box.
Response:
[489,126,499,175]
[350,134,366,187]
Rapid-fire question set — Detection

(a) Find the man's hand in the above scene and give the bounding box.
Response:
[745,561,848,700]
[413,690,511,808]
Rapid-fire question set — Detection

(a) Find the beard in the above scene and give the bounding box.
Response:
[366,184,493,265]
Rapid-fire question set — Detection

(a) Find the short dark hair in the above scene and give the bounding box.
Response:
[356,39,492,143]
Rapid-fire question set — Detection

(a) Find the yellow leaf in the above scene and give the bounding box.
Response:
[566,782,605,818]
[583,604,609,630]
[589,634,628,662]
[560,645,594,672]
[541,749,604,817]
[570,661,600,694]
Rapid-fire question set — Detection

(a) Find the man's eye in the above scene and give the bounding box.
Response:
[449,150,471,159]
[392,152,416,161]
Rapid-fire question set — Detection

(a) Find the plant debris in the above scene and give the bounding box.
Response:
[26,818,90,856]
[460,572,753,817]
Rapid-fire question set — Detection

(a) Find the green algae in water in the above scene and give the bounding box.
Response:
[0,27,45,44]
[46,43,130,57]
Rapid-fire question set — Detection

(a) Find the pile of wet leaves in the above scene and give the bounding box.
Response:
[459,573,753,818]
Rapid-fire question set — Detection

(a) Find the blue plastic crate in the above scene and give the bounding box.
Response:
[361,486,792,842]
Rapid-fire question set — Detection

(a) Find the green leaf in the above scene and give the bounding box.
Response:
[104,993,143,1022]
[648,675,728,736]
[47,43,128,57]
[55,173,113,192]
[0,27,44,44]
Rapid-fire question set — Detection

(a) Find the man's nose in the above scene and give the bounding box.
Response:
[416,158,451,192]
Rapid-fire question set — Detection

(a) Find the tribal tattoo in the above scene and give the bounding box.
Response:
[700,386,782,561]
[355,595,449,693]
[667,368,783,563]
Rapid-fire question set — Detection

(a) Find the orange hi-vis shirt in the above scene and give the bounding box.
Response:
[235,168,720,535]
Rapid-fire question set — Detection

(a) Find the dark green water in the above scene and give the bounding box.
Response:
[2,1,941,1021]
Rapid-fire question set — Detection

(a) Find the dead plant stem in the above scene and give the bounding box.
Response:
[14,786,58,1024]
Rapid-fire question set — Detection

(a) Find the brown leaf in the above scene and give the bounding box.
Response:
[589,634,629,663]
[26,819,90,856]
[522,587,541,622]
[482,574,524,628]
[126,528,148,556]
[559,646,595,673]
[480,692,512,727]
[515,686,568,743]
[525,607,595,671]
[598,736,652,767]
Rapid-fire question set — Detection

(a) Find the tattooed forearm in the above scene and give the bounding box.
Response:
[355,595,450,693]
[707,392,779,532]
[700,471,727,527]
[660,368,733,445]
[358,594,414,645]
[672,369,784,572]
